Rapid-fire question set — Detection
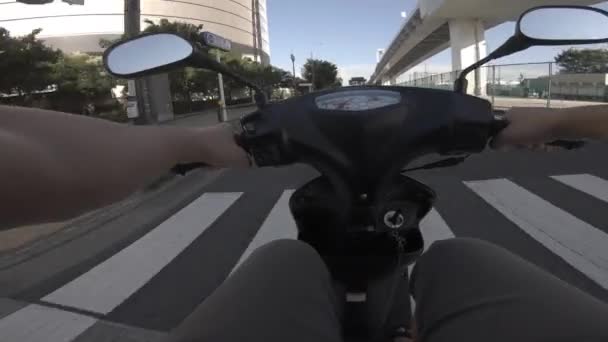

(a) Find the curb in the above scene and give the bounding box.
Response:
[0,168,225,297]
[0,168,221,273]
[0,175,178,269]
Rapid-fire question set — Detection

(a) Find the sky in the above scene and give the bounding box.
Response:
[266,0,608,85]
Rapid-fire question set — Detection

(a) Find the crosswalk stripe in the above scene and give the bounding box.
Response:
[465,178,608,289]
[231,190,297,273]
[419,208,456,250]
[0,305,96,342]
[551,174,608,203]
[409,208,455,277]
[43,192,242,315]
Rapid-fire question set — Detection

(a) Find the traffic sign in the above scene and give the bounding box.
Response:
[201,32,232,51]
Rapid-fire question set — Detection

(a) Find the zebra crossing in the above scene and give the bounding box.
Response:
[1,173,608,341]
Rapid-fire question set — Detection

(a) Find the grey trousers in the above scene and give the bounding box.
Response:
[165,238,608,342]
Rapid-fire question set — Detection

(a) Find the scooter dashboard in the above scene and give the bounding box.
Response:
[314,89,402,112]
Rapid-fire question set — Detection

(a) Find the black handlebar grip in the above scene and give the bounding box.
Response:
[171,162,208,175]
[546,140,586,150]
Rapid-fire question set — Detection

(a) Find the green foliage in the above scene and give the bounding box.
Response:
[189,68,219,97]
[51,54,117,113]
[0,26,122,119]
[53,54,114,99]
[99,19,204,49]
[555,48,608,73]
[302,58,340,90]
[0,27,60,96]
[142,19,203,45]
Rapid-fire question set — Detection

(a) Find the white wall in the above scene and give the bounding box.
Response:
[0,0,269,56]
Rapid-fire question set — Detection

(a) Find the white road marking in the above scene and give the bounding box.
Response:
[0,305,96,342]
[552,174,608,203]
[231,190,297,273]
[465,178,608,289]
[409,208,455,276]
[419,208,456,251]
[43,192,242,314]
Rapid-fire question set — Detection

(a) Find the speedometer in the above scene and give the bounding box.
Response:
[315,90,401,111]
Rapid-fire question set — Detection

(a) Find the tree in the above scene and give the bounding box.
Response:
[51,54,116,113]
[189,68,219,98]
[142,19,203,45]
[302,58,340,90]
[0,27,60,97]
[99,19,204,48]
[555,48,608,73]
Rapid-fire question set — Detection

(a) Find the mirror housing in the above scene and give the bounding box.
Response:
[103,32,268,107]
[103,33,194,78]
[454,5,608,94]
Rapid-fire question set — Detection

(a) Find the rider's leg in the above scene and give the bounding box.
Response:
[164,239,343,342]
[411,238,608,342]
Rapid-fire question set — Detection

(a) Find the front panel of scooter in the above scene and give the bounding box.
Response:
[240,86,495,341]
[240,86,495,276]
[242,86,494,184]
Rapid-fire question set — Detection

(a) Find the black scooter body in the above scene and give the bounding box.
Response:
[240,86,494,341]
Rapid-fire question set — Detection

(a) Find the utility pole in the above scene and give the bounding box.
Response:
[124,0,152,124]
[290,53,296,94]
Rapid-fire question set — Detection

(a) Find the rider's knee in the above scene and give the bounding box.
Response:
[422,237,499,266]
[252,239,327,273]
[411,238,501,296]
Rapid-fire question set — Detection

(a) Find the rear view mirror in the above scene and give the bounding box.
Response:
[103,33,194,78]
[455,5,608,94]
[518,6,608,43]
[102,32,269,107]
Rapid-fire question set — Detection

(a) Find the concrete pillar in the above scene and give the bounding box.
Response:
[147,73,174,123]
[449,19,487,96]
[381,77,394,86]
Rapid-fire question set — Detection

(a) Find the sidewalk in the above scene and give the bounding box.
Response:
[484,96,608,109]
[165,104,257,127]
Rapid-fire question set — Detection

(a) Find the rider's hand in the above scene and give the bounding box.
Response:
[181,123,251,168]
[492,107,561,150]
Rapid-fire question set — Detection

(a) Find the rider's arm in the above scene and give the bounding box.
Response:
[552,105,608,140]
[0,105,249,229]
[493,105,608,148]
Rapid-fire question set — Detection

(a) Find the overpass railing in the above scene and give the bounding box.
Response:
[398,62,608,108]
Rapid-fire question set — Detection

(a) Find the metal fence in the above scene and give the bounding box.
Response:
[399,62,608,108]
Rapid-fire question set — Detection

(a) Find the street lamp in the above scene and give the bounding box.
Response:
[290,53,296,93]
[309,43,324,91]
[310,52,316,91]
[201,31,232,122]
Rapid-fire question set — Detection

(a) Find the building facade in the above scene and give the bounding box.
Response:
[0,0,270,63]
[348,77,367,86]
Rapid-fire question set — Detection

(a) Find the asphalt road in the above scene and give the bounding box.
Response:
[1,138,608,340]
